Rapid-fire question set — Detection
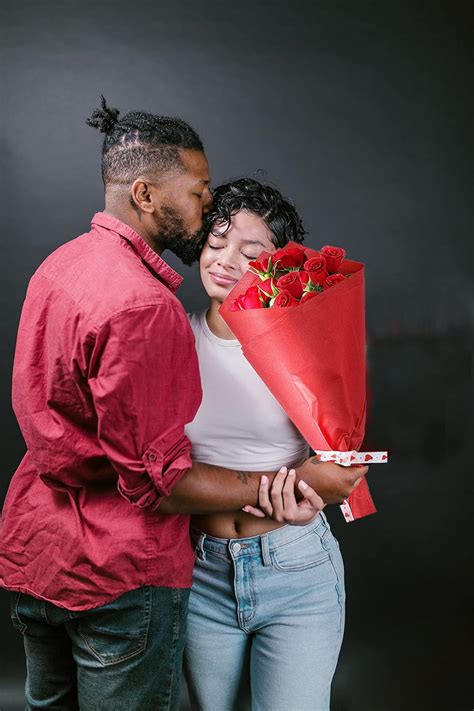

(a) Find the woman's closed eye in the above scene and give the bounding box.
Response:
[208,244,257,260]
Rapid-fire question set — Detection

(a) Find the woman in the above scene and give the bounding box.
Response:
[183,179,345,711]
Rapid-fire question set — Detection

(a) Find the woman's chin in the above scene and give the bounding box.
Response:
[204,283,234,301]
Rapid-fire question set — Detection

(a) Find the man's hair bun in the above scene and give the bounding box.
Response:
[86,95,120,133]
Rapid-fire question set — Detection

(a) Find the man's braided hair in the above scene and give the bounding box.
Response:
[86,95,203,186]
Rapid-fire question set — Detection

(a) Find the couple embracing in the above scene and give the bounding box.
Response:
[0,98,367,711]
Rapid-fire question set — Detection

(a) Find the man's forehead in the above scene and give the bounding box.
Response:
[180,149,210,181]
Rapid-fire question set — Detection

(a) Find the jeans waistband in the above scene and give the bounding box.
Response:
[192,512,328,565]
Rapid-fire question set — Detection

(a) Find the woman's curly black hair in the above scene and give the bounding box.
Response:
[204,178,306,248]
[86,95,203,186]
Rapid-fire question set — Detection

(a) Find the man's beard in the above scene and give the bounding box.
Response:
[154,205,206,266]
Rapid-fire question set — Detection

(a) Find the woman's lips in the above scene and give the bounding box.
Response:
[209,272,238,286]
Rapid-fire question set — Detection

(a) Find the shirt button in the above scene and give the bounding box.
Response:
[232,543,241,554]
[148,452,157,462]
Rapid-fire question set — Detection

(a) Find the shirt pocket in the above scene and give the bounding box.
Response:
[270,529,331,572]
[74,587,151,666]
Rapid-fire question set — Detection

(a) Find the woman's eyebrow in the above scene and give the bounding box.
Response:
[241,239,266,247]
[209,234,266,248]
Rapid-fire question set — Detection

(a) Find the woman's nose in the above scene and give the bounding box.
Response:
[202,190,213,216]
[217,251,238,270]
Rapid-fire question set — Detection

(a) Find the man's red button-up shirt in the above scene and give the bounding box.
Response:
[0,212,202,611]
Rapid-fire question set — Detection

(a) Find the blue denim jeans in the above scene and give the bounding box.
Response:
[183,512,345,711]
[10,585,189,710]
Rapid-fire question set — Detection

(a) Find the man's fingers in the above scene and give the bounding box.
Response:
[349,464,369,480]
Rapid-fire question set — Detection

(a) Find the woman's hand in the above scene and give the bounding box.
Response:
[242,467,324,525]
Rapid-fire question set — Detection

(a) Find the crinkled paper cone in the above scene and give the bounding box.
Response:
[219,244,376,521]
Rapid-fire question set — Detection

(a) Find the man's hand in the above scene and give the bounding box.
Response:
[295,457,369,504]
[242,467,324,525]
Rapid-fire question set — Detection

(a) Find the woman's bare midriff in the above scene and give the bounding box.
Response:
[192,511,286,539]
[192,456,308,538]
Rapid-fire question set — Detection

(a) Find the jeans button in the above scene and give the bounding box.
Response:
[232,542,241,554]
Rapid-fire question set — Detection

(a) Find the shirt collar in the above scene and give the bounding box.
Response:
[91,211,183,293]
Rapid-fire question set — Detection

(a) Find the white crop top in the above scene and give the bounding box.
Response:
[185,309,309,470]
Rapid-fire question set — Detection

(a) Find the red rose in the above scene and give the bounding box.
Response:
[272,245,306,270]
[303,247,322,261]
[303,256,328,285]
[248,255,274,278]
[241,286,264,309]
[272,290,299,308]
[324,273,346,289]
[300,290,319,303]
[321,245,346,273]
[299,271,311,288]
[230,286,264,310]
[275,272,304,299]
[258,277,277,302]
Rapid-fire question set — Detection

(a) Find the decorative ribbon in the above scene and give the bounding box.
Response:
[314,450,388,466]
[314,450,388,523]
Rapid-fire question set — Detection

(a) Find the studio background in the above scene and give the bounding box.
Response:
[1,1,472,710]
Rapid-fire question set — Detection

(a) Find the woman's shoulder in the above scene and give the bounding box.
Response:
[187,309,206,334]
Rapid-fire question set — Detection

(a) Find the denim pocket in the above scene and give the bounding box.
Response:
[76,587,151,666]
[271,530,331,572]
[10,592,28,634]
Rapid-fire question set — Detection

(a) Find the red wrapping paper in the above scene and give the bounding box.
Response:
[219,243,377,521]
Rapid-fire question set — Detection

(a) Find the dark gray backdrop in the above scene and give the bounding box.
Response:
[1,1,472,709]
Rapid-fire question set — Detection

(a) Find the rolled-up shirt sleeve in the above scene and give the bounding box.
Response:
[88,301,202,510]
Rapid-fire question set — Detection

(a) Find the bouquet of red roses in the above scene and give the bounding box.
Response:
[219,242,387,522]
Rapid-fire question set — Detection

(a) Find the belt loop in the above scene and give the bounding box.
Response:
[260,534,271,567]
[195,532,207,561]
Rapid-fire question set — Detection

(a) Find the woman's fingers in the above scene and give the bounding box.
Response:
[241,474,272,518]
[270,466,288,519]
[241,505,266,518]
[282,469,297,514]
[297,480,325,512]
[243,468,324,525]
[258,473,273,515]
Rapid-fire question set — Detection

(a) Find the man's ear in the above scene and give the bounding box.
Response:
[130,179,161,214]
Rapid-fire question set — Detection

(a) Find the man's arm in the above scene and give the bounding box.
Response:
[158,461,279,514]
[158,458,368,514]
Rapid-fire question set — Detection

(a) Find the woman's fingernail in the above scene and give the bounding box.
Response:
[279,467,288,474]
[298,480,308,491]
[288,469,296,476]
[261,475,268,484]
[242,506,249,512]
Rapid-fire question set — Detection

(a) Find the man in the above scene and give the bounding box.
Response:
[0,96,366,710]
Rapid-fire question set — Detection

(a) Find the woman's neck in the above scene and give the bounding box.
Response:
[206,299,236,340]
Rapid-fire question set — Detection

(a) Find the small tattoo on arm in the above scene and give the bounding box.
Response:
[236,471,251,485]
[310,457,322,466]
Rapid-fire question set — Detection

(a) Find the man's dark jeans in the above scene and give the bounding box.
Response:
[10,586,189,710]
